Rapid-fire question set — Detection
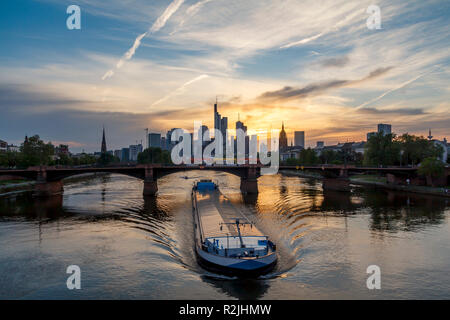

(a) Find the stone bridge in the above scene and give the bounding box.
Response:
[0,164,447,197]
[0,165,261,197]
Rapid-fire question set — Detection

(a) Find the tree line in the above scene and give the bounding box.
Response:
[1,133,445,170]
[282,132,445,167]
[0,135,172,168]
[0,135,99,168]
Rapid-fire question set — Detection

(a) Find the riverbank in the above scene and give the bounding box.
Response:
[280,169,450,198]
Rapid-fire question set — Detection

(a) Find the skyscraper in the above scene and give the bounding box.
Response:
[121,148,130,162]
[279,122,288,151]
[101,126,107,154]
[166,128,181,151]
[236,114,249,157]
[220,117,228,140]
[235,113,247,133]
[214,100,220,132]
[294,131,305,148]
[213,99,227,139]
[377,123,392,135]
[160,137,167,150]
[148,133,161,148]
[129,144,143,161]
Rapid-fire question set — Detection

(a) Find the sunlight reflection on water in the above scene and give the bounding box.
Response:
[0,171,449,299]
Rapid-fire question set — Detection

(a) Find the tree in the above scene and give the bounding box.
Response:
[298,148,319,165]
[138,147,172,164]
[55,153,72,166]
[364,133,400,166]
[319,149,339,164]
[0,152,9,167]
[19,135,55,168]
[396,134,443,166]
[77,153,97,165]
[97,153,119,166]
[285,157,299,166]
[418,157,445,187]
[5,151,20,168]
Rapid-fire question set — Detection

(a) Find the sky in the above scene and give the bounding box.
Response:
[0,0,449,152]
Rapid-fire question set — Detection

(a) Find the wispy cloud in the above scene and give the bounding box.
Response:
[170,0,215,35]
[102,0,185,80]
[356,107,426,115]
[319,56,350,68]
[3,0,450,148]
[258,67,394,102]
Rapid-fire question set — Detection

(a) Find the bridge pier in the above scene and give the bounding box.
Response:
[240,178,258,194]
[339,168,348,178]
[33,168,63,197]
[322,178,350,192]
[143,180,158,196]
[34,180,64,197]
[240,166,259,194]
[143,166,158,196]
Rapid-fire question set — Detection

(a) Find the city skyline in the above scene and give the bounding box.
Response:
[0,0,449,153]
[0,109,442,155]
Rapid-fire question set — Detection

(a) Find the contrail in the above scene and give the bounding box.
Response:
[151,74,209,106]
[102,0,185,80]
[354,71,432,110]
[116,32,147,69]
[101,70,115,81]
[186,0,213,15]
[170,0,214,35]
[280,33,323,49]
[280,11,360,49]
[150,0,185,33]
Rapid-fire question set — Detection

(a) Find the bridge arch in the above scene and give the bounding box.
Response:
[153,166,250,180]
[51,170,145,182]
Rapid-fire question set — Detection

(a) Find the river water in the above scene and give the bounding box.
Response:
[0,171,449,299]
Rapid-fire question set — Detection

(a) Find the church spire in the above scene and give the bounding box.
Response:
[279,121,288,151]
[101,126,107,154]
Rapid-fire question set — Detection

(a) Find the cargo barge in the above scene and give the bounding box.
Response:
[192,180,277,276]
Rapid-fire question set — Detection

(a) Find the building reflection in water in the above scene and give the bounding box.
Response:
[0,193,66,220]
[317,190,354,213]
